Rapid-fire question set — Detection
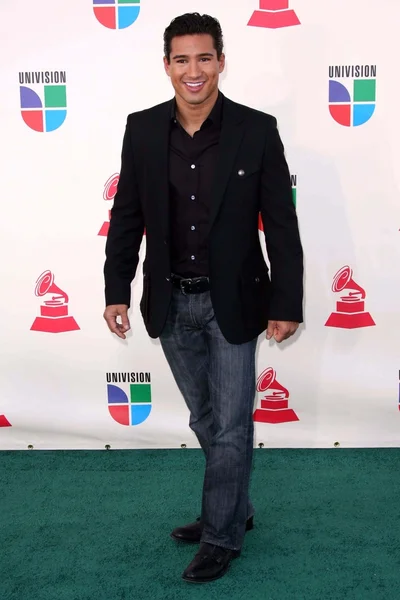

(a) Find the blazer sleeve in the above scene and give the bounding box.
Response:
[104,116,144,307]
[260,118,304,323]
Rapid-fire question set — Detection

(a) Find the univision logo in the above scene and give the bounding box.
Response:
[106,372,152,426]
[93,0,140,29]
[19,71,67,132]
[291,174,297,208]
[329,64,376,127]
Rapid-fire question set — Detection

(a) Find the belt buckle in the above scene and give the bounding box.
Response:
[180,277,192,295]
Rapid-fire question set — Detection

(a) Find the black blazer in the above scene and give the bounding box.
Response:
[104,94,303,344]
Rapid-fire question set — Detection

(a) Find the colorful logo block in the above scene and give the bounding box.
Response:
[19,71,67,132]
[329,65,376,127]
[93,0,140,29]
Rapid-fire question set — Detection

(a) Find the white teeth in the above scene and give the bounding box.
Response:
[186,82,204,87]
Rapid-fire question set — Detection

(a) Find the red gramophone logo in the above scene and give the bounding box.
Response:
[325,265,375,329]
[253,367,299,424]
[98,173,119,236]
[248,0,300,29]
[0,414,11,427]
[30,270,80,333]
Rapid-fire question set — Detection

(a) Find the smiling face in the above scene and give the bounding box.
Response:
[163,34,225,107]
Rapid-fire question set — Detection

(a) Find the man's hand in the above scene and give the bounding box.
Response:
[266,320,299,343]
[103,304,130,339]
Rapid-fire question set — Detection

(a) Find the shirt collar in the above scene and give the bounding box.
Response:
[170,90,223,128]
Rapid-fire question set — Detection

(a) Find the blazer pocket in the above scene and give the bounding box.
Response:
[140,274,151,323]
[240,266,270,291]
[240,265,270,326]
[235,163,260,180]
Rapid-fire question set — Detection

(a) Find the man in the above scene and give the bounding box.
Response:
[103,13,303,584]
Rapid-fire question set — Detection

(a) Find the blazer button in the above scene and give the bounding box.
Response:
[255,277,260,283]
[238,169,245,176]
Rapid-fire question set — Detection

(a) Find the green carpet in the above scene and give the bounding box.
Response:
[1,449,399,600]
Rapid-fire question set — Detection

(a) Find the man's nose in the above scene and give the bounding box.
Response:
[186,60,202,79]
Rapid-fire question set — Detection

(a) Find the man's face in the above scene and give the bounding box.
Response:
[164,34,225,106]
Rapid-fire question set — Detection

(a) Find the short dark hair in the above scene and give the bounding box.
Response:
[163,13,224,63]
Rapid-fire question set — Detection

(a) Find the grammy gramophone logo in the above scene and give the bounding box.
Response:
[0,414,11,427]
[253,367,299,424]
[30,270,80,333]
[325,265,375,329]
[248,0,300,29]
[98,173,119,237]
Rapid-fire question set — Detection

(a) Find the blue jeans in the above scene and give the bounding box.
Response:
[159,287,257,551]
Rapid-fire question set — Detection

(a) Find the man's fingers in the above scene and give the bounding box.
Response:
[274,325,298,343]
[112,323,127,339]
[266,320,276,340]
[120,314,131,333]
[103,308,130,339]
[274,330,287,343]
[105,316,124,339]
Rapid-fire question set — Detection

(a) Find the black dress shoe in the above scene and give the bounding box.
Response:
[182,542,240,583]
[171,515,253,544]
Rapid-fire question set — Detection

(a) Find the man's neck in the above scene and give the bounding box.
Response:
[175,90,219,136]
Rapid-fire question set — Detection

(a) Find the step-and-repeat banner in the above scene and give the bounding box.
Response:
[1,0,399,449]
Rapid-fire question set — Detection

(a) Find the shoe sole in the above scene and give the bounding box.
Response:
[182,561,232,583]
[170,533,200,544]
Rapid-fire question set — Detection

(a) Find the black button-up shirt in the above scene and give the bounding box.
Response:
[169,92,223,277]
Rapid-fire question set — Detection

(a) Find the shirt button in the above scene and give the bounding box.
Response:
[191,164,196,169]
[191,226,195,231]
[191,255,195,260]
[191,195,196,200]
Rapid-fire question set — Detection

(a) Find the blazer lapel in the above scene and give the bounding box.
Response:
[208,96,245,232]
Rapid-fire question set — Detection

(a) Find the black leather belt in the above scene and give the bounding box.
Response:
[170,274,210,294]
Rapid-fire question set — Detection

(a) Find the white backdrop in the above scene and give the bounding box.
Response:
[1,0,400,449]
